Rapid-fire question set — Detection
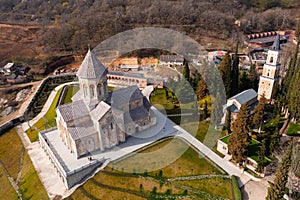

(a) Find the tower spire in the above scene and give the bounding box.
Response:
[272,34,281,51]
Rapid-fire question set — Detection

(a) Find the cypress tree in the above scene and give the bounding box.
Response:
[231,42,239,96]
[183,60,190,83]
[266,143,292,200]
[239,71,251,92]
[252,94,266,132]
[248,64,259,90]
[196,76,208,100]
[226,108,232,134]
[288,56,300,121]
[220,51,232,99]
[256,140,266,173]
[228,104,251,165]
[270,125,280,153]
[203,100,208,119]
[193,72,200,91]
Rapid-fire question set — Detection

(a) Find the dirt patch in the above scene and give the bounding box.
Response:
[0,24,44,66]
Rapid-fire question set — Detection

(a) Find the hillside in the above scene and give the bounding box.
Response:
[0,0,300,71]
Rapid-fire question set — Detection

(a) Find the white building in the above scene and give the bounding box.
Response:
[257,34,282,100]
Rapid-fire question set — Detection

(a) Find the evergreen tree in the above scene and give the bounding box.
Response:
[266,143,292,200]
[288,56,300,121]
[228,104,251,165]
[231,42,239,96]
[252,94,266,132]
[248,64,259,90]
[220,52,232,99]
[226,108,232,134]
[193,72,200,91]
[239,71,251,92]
[183,59,190,83]
[196,76,208,100]
[270,125,280,153]
[256,140,266,173]
[203,100,209,119]
[284,40,299,102]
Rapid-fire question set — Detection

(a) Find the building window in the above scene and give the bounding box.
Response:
[90,85,95,97]
[111,123,113,130]
[98,83,102,95]
[270,56,273,63]
[83,84,88,97]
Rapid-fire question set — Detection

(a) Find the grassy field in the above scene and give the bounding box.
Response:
[175,177,233,199]
[26,86,63,142]
[0,128,48,200]
[286,123,300,136]
[63,85,79,104]
[150,88,196,115]
[69,138,231,200]
[0,167,19,200]
[19,153,49,200]
[0,128,23,180]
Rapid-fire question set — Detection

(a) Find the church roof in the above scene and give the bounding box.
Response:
[271,34,281,51]
[228,89,257,105]
[124,106,150,124]
[57,100,90,122]
[77,49,108,79]
[90,101,111,121]
[67,126,97,141]
[111,86,144,108]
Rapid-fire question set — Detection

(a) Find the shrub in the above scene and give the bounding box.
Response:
[231,175,242,200]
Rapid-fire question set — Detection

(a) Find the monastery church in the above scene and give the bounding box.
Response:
[56,50,156,159]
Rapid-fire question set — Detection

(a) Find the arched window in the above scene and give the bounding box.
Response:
[90,85,95,97]
[97,83,102,95]
[83,84,88,97]
[270,57,274,63]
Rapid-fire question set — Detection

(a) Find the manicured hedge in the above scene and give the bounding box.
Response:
[231,175,242,200]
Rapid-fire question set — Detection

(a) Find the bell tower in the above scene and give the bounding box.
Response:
[76,49,109,109]
[258,34,281,100]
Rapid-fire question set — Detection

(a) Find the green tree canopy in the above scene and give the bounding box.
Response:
[228,104,251,165]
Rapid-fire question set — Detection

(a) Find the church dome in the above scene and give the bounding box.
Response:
[77,49,108,79]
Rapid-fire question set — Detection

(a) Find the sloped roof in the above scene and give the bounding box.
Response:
[77,49,108,79]
[271,34,281,51]
[90,101,111,121]
[3,62,14,69]
[111,86,143,108]
[67,126,97,141]
[57,100,90,122]
[228,89,257,105]
[124,106,149,124]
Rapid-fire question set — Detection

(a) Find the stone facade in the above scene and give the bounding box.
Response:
[56,50,156,159]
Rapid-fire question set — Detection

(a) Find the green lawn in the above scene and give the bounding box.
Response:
[175,178,233,199]
[0,129,48,199]
[286,123,300,136]
[0,167,19,200]
[26,87,64,142]
[69,138,232,200]
[19,153,49,200]
[63,85,79,104]
[0,128,23,180]
[150,88,196,115]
